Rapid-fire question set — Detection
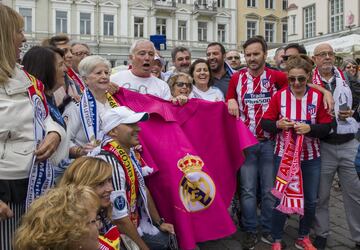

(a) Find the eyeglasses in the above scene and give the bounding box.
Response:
[227,56,240,60]
[174,82,191,88]
[346,65,357,69]
[288,76,307,83]
[314,51,335,58]
[72,51,90,57]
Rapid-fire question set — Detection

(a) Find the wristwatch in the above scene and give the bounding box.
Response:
[154,218,165,228]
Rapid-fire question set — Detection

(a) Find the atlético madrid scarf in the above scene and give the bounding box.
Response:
[272,130,304,215]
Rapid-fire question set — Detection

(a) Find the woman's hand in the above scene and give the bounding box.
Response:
[227,99,239,119]
[35,131,61,162]
[323,90,334,113]
[159,222,175,234]
[171,95,188,106]
[0,200,13,221]
[276,118,295,131]
[107,82,120,95]
[294,123,311,135]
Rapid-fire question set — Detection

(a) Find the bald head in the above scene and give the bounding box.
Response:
[312,43,335,75]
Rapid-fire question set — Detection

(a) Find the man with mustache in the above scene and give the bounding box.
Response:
[163,46,192,82]
[206,42,235,96]
[226,36,288,250]
[311,43,360,250]
[111,39,171,100]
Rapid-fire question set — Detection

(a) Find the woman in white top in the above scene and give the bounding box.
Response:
[189,58,224,102]
[63,55,115,158]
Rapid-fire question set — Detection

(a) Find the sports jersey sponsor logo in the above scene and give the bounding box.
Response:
[244,92,271,105]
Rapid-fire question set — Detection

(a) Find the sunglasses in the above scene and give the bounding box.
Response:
[288,76,307,83]
[346,65,357,69]
[174,82,190,88]
[227,56,240,60]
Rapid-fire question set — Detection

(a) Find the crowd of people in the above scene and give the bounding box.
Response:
[1,3,360,250]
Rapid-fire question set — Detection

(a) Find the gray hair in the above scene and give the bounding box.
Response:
[129,39,155,55]
[71,41,90,50]
[78,55,111,77]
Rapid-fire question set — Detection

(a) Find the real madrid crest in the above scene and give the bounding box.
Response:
[177,154,216,212]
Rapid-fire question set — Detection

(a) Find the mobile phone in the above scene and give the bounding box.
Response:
[339,103,349,111]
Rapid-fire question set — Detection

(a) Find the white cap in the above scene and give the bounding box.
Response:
[102,106,149,134]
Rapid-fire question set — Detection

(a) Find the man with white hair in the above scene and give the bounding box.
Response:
[226,50,242,70]
[111,39,171,100]
[311,43,360,250]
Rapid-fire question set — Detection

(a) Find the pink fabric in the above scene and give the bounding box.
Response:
[113,88,257,249]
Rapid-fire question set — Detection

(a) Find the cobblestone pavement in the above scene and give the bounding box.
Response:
[197,180,358,250]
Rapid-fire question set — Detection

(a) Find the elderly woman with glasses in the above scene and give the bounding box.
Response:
[261,55,332,250]
[189,58,224,102]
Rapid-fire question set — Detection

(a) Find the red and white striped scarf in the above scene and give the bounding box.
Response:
[272,129,304,215]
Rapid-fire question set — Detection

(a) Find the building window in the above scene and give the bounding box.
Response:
[134,17,144,38]
[198,22,207,42]
[56,11,68,33]
[218,0,225,8]
[218,24,226,43]
[80,13,91,35]
[19,8,32,33]
[282,23,288,43]
[103,14,114,36]
[156,18,166,36]
[291,15,296,34]
[282,0,288,10]
[265,22,275,43]
[330,0,344,33]
[304,5,316,38]
[247,21,257,39]
[247,0,256,7]
[178,0,186,3]
[265,0,274,9]
[178,20,187,40]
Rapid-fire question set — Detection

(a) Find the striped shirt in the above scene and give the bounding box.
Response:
[263,87,332,160]
[226,67,288,139]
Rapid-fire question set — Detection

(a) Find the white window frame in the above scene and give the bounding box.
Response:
[198,21,208,42]
[80,12,91,35]
[103,14,114,36]
[55,10,68,34]
[282,23,288,43]
[264,22,275,43]
[247,0,256,8]
[329,0,344,33]
[217,23,226,43]
[265,0,274,9]
[218,0,225,8]
[291,15,296,35]
[19,7,32,33]
[156,18,167,36]
[246,20,258,39]
[134,17,144,38]
[178,20,187,41]
[304,5,316,39]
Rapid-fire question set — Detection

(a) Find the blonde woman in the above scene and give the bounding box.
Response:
[14,185,100,250]
[59,156,124,250]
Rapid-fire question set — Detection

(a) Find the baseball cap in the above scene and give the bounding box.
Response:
[102,106,149,134]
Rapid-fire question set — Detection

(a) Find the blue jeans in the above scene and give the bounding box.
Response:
[142,231,169,250]
[271,156,321,241]
[240,140,275,233]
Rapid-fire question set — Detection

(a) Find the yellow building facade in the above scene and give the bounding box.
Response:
[237,0,288,51]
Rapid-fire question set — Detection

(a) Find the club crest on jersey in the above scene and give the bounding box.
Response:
[177,154,216,212]
[262,78,270,88]
[307,104,316,115]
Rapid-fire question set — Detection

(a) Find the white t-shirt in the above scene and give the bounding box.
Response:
[190,85,225,102]
[111,70,171,100]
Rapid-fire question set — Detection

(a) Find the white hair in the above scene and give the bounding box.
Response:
[78,55,111,77]
[129,39,155,55]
